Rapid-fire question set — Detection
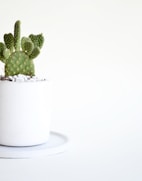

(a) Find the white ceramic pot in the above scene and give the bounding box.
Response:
[0,80,51,146]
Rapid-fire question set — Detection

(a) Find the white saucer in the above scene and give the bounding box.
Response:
[0,132,68,158]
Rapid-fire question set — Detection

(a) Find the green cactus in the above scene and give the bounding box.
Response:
[0,20,44,76]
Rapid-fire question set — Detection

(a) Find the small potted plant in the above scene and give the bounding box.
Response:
[0,20,51,146]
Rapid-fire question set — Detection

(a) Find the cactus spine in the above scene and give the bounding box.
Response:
[0,20,44,76]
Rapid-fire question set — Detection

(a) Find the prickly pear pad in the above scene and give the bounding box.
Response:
[5,51,34,76]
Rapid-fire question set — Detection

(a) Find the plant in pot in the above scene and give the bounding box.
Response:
[0,20,51,146]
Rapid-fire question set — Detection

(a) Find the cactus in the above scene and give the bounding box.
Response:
[0,20,44,76]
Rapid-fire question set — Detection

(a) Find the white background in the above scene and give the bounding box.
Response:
[0,0,142,180]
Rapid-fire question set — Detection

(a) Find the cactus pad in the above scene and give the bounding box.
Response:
[5,51,34,76]
[0,20,44,77]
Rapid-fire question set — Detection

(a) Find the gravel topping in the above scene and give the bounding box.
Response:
[0,74,47,82]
